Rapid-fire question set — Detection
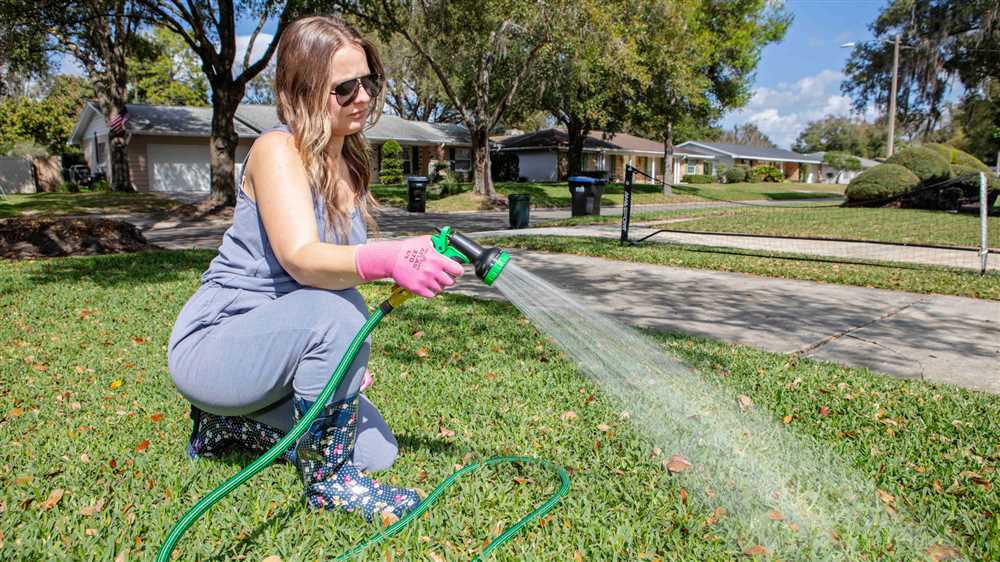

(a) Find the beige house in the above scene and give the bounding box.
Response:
[69,103,473,192]
[494,128,716,183]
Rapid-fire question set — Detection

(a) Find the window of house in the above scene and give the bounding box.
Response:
[95,140,107,174]
[686,163,697,175]
[400,145,414,175]
[450,147,471,172]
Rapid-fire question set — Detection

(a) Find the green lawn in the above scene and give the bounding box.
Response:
[539,205,999,249]
[371,181,843,212]
[2,250,999,560]
[480,235,1000,300]
[0,192,183,219]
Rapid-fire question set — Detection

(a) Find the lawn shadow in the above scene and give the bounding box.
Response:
[203,504,300,562]
[3,248,213,292]
[396,433,460,456]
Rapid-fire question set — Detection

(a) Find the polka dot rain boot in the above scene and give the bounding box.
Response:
[292,396,420,522]
[186,404,295,463]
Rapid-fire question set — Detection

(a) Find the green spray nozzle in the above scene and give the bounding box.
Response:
[432,226,510,286]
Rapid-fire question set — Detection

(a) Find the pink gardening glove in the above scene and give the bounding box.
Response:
[355,235,465,298]
[360,367,373,391]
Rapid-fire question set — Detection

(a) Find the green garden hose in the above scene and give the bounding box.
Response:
[158,277,571,561]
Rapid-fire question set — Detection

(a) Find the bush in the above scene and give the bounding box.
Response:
[750,165,784,183]
[723,166,747,183]
[379,140,404,185]
[923,143,992,173]
[845,163,921,204]
[90,179,110,192]
[885,146,950,184]
[681,174,714,184]
[437,173,463,196]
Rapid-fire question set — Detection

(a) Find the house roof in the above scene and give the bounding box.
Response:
[679,141,822,164]
[70,102,471,146]
[496,128,714,159]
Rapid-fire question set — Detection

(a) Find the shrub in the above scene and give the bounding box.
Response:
[845,163,921,205]
[430,161,449,184]
[90,179,110,192]
[885,146,950,184]
[723,166,747,183]
[437,173,463,196]
[681,174,714,184]
[750,165,784,183]
[924,143,992,173]
[379,140,404,185]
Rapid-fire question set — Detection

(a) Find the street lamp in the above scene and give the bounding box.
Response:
[842,35,906,158]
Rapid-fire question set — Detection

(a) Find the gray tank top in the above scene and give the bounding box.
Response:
[200,124,368,294]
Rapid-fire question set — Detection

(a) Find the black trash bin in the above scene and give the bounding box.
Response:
[406,176,428,213]
[507,193,530,229]
[568,176,602,217]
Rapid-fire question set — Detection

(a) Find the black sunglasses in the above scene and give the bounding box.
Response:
[330,73,383,106]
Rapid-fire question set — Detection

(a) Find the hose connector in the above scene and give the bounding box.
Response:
[432,226,510,286]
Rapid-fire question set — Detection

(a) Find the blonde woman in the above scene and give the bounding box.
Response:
[166,15,463,521]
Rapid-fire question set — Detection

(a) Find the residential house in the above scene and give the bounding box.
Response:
[804,151,880,184]
[677,141,825,183]
[69,103,472,192]
[494,128,716,184]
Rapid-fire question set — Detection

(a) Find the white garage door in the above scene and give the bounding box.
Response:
[149,143,211,192]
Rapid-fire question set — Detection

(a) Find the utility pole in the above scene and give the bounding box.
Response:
[887,33,900,158]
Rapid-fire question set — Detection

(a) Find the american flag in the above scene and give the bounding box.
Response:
[109,107,129,134]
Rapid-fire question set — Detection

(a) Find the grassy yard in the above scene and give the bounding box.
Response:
[539,205,999,249]
[371,181,844,212]
[480,235,1000,301]
[0,192,183,219]
[2,250,999,560]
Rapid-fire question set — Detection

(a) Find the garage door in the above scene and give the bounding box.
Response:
[149,143,211,192]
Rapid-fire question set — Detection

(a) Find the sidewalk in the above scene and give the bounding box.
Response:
[450,250,1000,394]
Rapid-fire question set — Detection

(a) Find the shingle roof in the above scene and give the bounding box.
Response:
[497,128,714,158]
[681,141,821,164]
[115,103,470,145]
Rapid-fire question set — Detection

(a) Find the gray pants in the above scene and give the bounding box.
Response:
[168,284,399,472]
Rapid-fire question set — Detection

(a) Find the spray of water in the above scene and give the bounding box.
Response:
[493,262,948,559]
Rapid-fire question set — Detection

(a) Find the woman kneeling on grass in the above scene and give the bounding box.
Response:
[166,15,463,521]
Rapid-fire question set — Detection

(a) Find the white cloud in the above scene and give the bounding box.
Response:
[721,69,871,149]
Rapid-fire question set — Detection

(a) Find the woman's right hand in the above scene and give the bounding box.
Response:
[354,236,465,298]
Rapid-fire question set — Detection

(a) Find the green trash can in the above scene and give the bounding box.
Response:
[508,193,530,229]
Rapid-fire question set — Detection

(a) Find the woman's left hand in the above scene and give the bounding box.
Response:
[360,367,373,391]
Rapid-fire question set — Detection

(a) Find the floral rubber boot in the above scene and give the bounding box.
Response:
[293,396,420,521]
[186,404,295,463]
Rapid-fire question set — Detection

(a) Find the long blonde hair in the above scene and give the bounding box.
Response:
[274,15,384,240]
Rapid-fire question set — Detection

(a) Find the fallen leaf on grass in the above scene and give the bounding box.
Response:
[80,498,105,516]
[109,380,123,389]
[415,347,430,358]
[429,553,446,562]
[149,413,163,423]
[135,440,150,453]
[767,511,785,521]
[782,415,793,425]
[85,528,97,536]
[131,337,146,345]
[8,407,23,418]
[15,475,33,485]
[663,455,692,474]
[437,420,455,439]
[877,489,897,515]
[596,423,610,432]
[744,545,769,556]
[737,395,752,411]
[818,406,830,416]
[574,550,584,562]
[411,330,425,339]
[560,410,577,421]
[927,544,962,561]
[705,506,726,525]
[41,488,64,510]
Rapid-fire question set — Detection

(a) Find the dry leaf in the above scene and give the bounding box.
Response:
[744,545,769,556]
[767,511,785,521]
[85,528,97,536]
[149,413,163,423]
[596,423,610,432]
[114,549,127,562]
[416,347,430,358]
[80,453,89,463]
[663,455,692,474]
[818,406,830,416]
[8,407,23,418]
[574,550,584,562]
[416,469,428,483]
[788,522,801,532]
[41,488,64,510]
[16,475,33,486]
[679,488,688,504]
[437,419,455,438]
[737,395,752,411]
[411,330,425,339]
[131,337,146,345]
[877,489,897,515]
[927,544,962,561]
[135,440,150,453]
[560,410,578,421]
[109,380,123,389]
[782,415,793,425]
[933,480,943,493]
[70,402,81,410]
[80,498,105,516]
[381,512,399,527]
[429,553,446,562]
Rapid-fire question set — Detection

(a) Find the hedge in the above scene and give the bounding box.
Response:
[723,166,747,183]
[845,163,921,204]
[885,146,951,184]
[923,143,992,174]
[681,174,714,184]
[750,165,784,183]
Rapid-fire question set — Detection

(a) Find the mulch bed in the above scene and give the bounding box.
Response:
[0,217,160,260]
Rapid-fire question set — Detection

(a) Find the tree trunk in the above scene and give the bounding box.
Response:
[566,114,587,179]
[662,120,674,195]
[210,89,240,206]
[471,125,495,198]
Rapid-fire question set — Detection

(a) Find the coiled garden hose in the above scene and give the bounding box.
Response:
[157,285,571,561]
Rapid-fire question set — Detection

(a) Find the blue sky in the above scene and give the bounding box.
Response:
[62,1,890,149]
[719,0,887,148]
